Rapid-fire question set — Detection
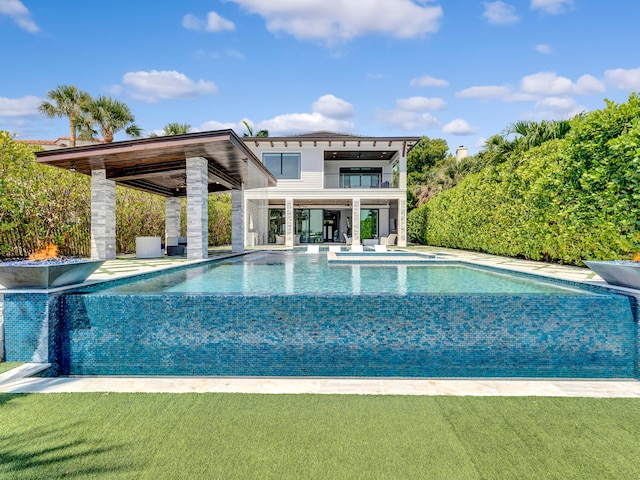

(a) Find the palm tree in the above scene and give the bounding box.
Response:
[509,120,571,150]
[77,96,142,143]
[38,85,91,147]
[149,122,192,137]
[242,120,269,138]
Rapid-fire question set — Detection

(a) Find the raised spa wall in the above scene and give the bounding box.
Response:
[1,276,640,378]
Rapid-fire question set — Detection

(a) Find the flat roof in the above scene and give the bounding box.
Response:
[35,130,277,197]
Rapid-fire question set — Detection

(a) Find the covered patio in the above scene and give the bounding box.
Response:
[35,130,277,259]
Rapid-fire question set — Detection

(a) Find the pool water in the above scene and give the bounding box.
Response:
[94,251,588,296]
[54,251,637,378]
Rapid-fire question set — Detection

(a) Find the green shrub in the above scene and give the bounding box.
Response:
[407,205,428,244]
[414,94,640,265]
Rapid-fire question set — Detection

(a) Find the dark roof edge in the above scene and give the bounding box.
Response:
[35,129,241,158]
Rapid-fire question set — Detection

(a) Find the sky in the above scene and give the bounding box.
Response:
[1,0,640,154]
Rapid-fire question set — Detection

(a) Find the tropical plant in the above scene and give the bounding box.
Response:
[409,94,640,264]
[77,96,142,143]
[509,119,571,151]
[38,85,91,147]
[149,122,192,137]
[0,131,91,256]
[242,120,269,138]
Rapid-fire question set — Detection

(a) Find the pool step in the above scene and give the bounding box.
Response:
[0,362,51,386]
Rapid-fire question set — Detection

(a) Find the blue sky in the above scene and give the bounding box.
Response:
[1,0,640,154]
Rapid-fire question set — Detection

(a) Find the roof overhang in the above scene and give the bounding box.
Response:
[35,129,277,197]
[245,133,421,161]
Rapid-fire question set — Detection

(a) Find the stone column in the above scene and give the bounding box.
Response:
[186,157,209,259]
[399,151,407,190]
[285,197,294,247]
[91,169,116,260]
[231,188,244,253]
[398,198,407,247]
[165,197,181,247]
[351,198,361,246]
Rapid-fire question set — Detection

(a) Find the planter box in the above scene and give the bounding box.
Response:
[0,260,105,289]
[584,261,640,290]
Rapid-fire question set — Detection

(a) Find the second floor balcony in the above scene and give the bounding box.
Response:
[324,173,397,189]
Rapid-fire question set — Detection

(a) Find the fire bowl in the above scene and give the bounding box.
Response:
[0,259,105,289]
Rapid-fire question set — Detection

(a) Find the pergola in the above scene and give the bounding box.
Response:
[36,130,277,259]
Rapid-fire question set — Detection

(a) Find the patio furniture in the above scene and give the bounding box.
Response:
[136,236,163,258]
[276,235,285,245]
[329,245,341,252]
[380,234,397,246]
[351,245,364,253]
[363,238,378,246]
[306,244,320,254]
[374,244,388,253]
[343,234,352,245]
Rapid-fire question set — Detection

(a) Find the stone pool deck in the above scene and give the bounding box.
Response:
[2,245,639,397]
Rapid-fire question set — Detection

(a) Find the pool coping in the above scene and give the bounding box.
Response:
[2,374,640,397]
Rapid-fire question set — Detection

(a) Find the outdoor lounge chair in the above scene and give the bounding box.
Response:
[351,245,364,253]
[374,244,388,253]
[380,233,397,246]
[329,245,341,252]
[343,233,352,245]
[306,244,320,254]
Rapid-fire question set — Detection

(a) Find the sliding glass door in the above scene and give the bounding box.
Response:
[360,209,379,240]
[295,209,323,243]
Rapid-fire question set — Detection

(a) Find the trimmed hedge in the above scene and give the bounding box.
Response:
[410,94,640,265]
[0,131,232,257]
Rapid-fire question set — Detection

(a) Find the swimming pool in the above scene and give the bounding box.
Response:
[53,251,637,378]
[91,251,587,295]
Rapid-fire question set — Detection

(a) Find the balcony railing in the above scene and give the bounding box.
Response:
[324,174,397,189]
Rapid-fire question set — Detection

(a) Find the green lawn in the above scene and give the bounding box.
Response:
[1,393,639,479]
[0,363,22,375]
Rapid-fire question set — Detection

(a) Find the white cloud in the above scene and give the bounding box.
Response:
[409,75,449,88]
[376,109,439,131]
[121,70,218,103]
[182,11,235,32]
[228,0,442,44]
[0,95,41,116]
[376,93,446,131]
[0,0,38,32]
[520,72,604,96]
[605,68,640,91]
[442,119,479,135]
[258,112,355,135]
[532,96,585,118]
[520,72,572,95]
[456,85,513,101]
[396,96,446,111]
[574,74,606,95]
[312,94,355,119]
[530,0,573,15]
[535,43,552,54]
[202,96,357,136]
[200,118,252,134]
[482,1,519,25]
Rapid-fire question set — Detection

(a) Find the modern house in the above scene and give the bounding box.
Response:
[243,132,420,247]
[34,130,420,258]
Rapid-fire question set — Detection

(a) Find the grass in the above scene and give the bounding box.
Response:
[1,394,639,479]
[0,363,22,375]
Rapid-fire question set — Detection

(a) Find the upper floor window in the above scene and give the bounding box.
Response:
[263,153,301,179]
[339,167,382,188]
